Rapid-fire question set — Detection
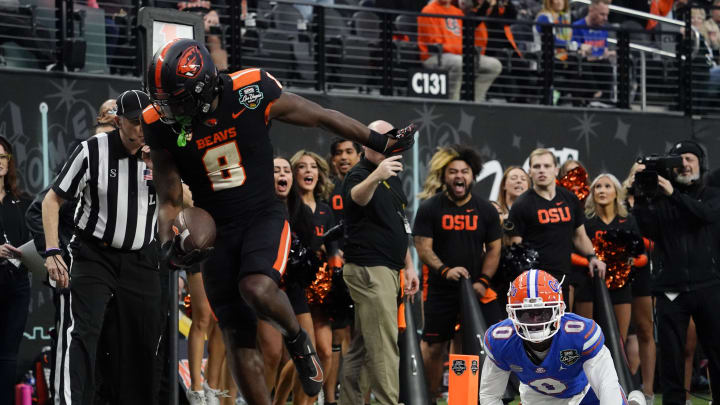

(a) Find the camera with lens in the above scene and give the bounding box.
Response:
[632,155,683,199]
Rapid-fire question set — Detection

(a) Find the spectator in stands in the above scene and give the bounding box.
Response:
[470,0,532,102]
[693,8,720,52]
[571,0,615,105]
[173,1,229,71]
[418,0,502,101]
[712,0,720,26]
[647,0,674,30]
[0,137,31,405]
[534,0,573,59]
[534,0,579,103]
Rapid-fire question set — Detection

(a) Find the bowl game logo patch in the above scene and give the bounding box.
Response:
[239,85,263,109]
[452,359,466,376]
[559,349,580,366]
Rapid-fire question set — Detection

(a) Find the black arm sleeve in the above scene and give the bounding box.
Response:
[668,187,720,223]
[25,186,49,252]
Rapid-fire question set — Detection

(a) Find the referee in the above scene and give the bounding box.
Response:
[42,90,161,405]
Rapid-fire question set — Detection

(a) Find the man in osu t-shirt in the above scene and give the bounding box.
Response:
[413,145,503,401]
[507,149,605,309]
[142,39,416,404]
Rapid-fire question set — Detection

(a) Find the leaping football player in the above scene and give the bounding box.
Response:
[142,39,415,405]
[480,270,645,405]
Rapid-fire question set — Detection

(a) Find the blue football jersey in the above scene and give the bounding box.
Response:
[484,313,604,399]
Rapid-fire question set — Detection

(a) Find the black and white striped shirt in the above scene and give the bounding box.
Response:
[52,131,157,250]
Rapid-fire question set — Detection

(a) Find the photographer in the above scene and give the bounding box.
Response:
[631,140,720,405]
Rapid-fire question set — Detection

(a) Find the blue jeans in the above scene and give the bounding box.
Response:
[0,265,30,405]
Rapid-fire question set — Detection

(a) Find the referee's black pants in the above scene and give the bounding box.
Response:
[656,286,720,405]
[54,237,161,405]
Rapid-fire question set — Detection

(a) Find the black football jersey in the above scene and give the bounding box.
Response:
[143,68,283,222]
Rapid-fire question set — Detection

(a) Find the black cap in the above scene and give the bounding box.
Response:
[668,140,704,160]
[116,90,151,120]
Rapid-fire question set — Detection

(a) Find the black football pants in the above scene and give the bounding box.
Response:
[656,286,720,405]
[54,237,161,405]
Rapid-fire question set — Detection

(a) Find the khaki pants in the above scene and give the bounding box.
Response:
[339,263,401,405]
[422,52,502,102]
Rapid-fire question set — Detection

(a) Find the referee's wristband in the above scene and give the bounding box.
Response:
[41,247,63,259]
[438,265,451,279]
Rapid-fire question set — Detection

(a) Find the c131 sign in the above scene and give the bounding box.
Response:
[409,69,449,99]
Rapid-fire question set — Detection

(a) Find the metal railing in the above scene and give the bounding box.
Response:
[2,0,720,115]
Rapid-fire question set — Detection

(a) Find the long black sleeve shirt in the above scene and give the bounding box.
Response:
[633,181,720,293]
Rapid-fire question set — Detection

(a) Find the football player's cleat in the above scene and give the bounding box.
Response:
[285,329,324,396]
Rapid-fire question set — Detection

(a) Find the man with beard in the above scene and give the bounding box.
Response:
[325,138,362,404]
[413,145,503,403]
[507,149,605,310]
[328,138,362,226]
[631,140,720,405]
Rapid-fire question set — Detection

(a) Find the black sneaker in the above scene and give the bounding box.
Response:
[285,329,324,396]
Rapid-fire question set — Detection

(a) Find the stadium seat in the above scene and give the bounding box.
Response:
[271,3,306,32]
[391,14,422,95]
[352,11,381,42]
[256,29,296,82]
[334,0,361,19]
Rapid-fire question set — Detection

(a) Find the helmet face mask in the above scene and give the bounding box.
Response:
[152,91,199,124]
[507,298,565,343]
[506,270,566,343]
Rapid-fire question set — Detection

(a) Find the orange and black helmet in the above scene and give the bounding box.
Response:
[147,38,218,124]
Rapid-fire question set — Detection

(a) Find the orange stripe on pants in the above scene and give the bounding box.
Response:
[272,221,291,275]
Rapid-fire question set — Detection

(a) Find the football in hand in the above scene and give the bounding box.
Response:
[171,207,217,252]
